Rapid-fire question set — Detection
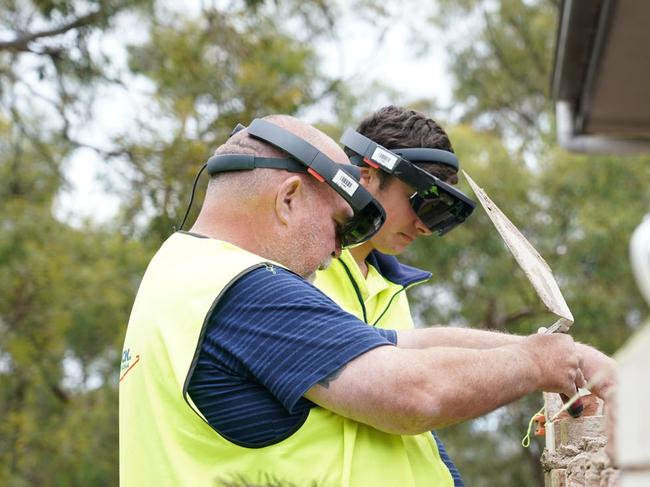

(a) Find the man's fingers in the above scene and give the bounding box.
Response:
[569,344,584,390]
[578,353,584,372]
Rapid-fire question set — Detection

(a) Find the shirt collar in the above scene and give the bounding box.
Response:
[365,250,431,287]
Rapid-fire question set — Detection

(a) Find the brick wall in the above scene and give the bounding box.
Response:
[540,322,650,487]
[541,393,618,486]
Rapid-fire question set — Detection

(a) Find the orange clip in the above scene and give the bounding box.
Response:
[363,157,380,169]
[533,414,546,436]
[307,168,325,182]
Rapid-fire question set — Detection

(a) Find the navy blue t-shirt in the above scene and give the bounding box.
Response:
[187,264,396,447]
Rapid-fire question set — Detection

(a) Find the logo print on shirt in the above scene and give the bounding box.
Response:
[119,348,140,382]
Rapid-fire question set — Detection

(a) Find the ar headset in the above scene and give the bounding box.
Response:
[191,119,386,247]
[340,128,476,236]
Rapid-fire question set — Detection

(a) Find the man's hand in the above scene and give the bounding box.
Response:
[521,333,585,397]
[576,343,617,401]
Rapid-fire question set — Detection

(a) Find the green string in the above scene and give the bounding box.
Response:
[521,405,546,448]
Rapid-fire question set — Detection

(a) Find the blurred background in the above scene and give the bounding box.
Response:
[1,0,648,485]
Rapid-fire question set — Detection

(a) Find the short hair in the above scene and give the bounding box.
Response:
[352,105,458,187]
[207,115,323,199]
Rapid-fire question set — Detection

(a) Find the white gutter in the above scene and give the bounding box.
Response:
[556,101,650,154]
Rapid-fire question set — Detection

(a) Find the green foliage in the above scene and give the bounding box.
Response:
[111,2,345,245]
[408,126,649,348]
[2,0,646,485]
[0,197,148,484]
[0,106,149,485]
[437,396,547,487]
[435,0,558,145]
[0,0,155,139]
[537,150,650,352]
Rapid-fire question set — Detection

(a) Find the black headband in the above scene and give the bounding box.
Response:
[389,148,459,171]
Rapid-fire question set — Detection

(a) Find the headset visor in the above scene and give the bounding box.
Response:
[340,129,475,236]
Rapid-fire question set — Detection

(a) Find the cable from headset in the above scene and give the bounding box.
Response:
[175,126,245,233]
[176,163,207,231]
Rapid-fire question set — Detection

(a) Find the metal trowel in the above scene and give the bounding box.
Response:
[463,171,583,417]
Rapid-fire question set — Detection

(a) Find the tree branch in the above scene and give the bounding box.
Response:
[0,9,103,53]
[501,307,546,327]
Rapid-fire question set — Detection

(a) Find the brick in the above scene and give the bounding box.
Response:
[546,468,566,487]
[542,394,617,487]
[554,416,606,450]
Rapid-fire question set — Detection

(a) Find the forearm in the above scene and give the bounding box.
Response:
[307,342,543,434]
[396,326,524,350]
[399,344,542,430]
[306,334,581,435]
[398,330,618,399]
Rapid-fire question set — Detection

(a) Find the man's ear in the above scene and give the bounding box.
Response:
[360,167,380,193]
[275,175,303,225]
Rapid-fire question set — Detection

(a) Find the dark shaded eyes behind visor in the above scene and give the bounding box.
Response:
[410,192,473,235]
[407,174,475,236]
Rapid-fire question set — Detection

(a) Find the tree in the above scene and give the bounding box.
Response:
[433,0,558,147]
[0,110,150,484]
[0,0,361,246]
[112,3,333,245]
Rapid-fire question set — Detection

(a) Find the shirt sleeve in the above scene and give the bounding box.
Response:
[203,265,397,413]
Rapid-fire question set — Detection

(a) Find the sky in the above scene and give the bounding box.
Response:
[53,3,454,225]
[314,7,454,117]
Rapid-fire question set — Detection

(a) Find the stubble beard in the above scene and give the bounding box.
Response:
[304,254,333,284]
[269,221,333,282]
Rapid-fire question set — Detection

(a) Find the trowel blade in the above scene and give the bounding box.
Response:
[463,171,573,331]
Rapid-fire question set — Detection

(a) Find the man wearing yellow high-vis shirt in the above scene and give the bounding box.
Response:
[315,106,617,486]
[314,106,467,485]
[120,114,605,487]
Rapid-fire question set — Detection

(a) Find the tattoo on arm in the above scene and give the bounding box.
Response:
[317,365,347,389]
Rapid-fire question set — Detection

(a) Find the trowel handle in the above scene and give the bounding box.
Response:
[560,392,584,418]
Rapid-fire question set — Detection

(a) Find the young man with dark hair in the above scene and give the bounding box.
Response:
[314,105,616,486]
[315,105,465,485]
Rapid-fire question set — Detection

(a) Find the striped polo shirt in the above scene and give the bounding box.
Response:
[187,265,396,446]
